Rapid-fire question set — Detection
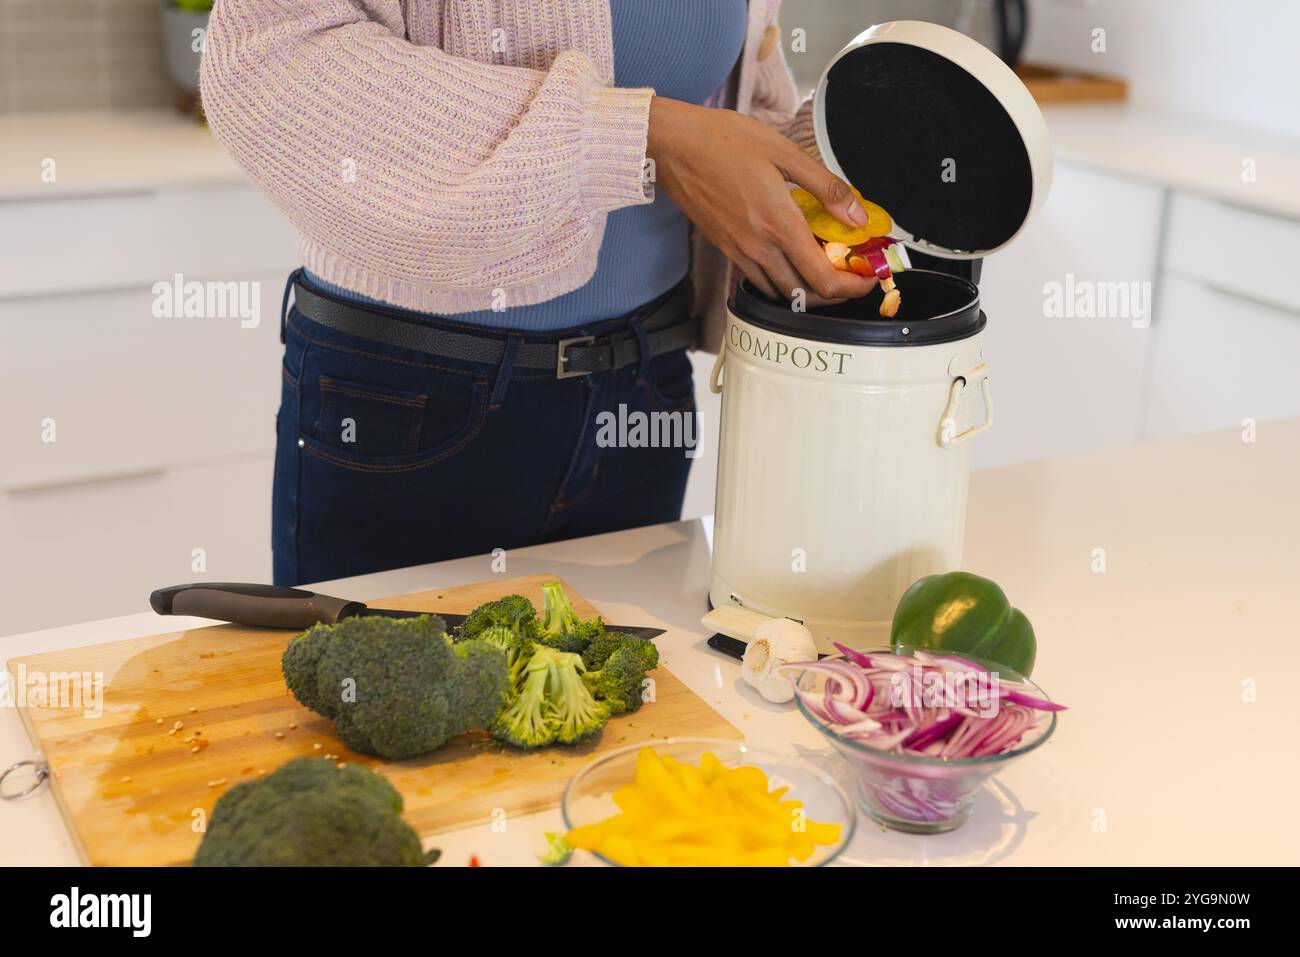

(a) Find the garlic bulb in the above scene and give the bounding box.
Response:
[741,618,818,704]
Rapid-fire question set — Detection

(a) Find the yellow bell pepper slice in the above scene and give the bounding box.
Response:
[566,749,843,867]
[791,185,892,245]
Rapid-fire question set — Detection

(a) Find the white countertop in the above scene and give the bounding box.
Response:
[1042,102,1300,219]
[5,104,1300,221]
[0,111,244,201]
[4,420,1299,866]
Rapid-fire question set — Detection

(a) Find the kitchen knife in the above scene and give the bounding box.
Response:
[150,582,666,640]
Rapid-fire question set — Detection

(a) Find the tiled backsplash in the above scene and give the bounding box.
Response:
[0,0,174,113]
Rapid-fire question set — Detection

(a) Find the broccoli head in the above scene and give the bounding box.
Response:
[193,757,438,866]
[536,581,604,653]
[281,614,510,759]
[582,638,659,715]
[493,645,609,748]
[456,594,538,642]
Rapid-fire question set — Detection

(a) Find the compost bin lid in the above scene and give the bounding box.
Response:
[812,20,1053,260]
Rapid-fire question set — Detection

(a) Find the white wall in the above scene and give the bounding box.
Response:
[1026,0,1300,139]
[786,0,1300,140]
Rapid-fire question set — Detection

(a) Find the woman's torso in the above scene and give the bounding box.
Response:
[306,0,749,330]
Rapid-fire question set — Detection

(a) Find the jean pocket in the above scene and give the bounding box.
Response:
[315,376,427,456]
[301,371,489,472]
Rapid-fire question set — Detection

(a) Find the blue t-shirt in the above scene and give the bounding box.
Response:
[307,0,749,330]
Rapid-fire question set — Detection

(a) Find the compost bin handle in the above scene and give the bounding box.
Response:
[938,362,994,448]
[709,349,726,394]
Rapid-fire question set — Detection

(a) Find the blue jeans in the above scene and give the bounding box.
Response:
[272,274,696,585]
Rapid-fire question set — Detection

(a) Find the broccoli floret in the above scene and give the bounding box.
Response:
[457,595,538,684]
[477,623,535,686]
[536,581,604,652]
[493,652,557,748]
[538,831,575,866]
[456,594,538,642]
[193,757,438,866]
[581,630,658,671]
[492,645,609,748]
[281,614,510,759]
[547,651,611,744]
[582,640,659,715]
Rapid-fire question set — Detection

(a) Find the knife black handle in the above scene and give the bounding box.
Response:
[149,582,364,629]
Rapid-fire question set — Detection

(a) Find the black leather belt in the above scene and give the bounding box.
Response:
[291,280,695,378]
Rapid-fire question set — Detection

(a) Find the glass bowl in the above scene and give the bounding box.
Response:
[792,648,1059,834]
[560,737,856,866]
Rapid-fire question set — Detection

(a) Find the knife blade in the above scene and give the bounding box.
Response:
[149,582,665,640]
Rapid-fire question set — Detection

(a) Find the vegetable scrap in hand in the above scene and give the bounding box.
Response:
[790,186,907,318]
[790,185,891,244]
[565,747,842,866]
[783,649,1065,759]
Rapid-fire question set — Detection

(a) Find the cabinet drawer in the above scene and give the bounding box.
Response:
[0,185,300,299]
[0,275,285,490]
[0,454,274,637]
[1144,274,1300,440]
[974,162,1163,468]
[1164,192,1300,315]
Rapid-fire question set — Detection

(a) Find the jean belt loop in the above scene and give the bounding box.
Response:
[489,333,524,410]
[629,315,652,383]
[280,267,302,344]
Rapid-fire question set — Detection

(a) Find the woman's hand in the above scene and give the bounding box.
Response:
[646,96,878,305]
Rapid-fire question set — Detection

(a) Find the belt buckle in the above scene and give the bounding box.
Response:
[556,335,595,379]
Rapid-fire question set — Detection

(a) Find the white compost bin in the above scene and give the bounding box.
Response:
[708,21,1053,652]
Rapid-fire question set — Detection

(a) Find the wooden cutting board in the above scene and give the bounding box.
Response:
[1017,63,1128,103]
[7,574,739,865]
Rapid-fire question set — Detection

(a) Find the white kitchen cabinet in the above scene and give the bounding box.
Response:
[1143,275,1300,439]
[0,184,300,300]
[1,272,286,491]
[0,170,297,635]
[0,452,275,637]
[1163,192,1300,316]
[972,162,1165,468]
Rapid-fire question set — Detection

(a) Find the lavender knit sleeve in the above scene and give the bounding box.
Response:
[199,0,652,298]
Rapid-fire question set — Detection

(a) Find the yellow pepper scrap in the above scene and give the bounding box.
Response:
[790,185,892,245]
[565,748,842,867]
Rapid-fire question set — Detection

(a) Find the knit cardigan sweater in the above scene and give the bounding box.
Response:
[200,0,817,352]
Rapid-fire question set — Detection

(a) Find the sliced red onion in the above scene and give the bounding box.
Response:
[778,659,871,710]
[831,642,874,669]
[796,650,1065,759]
[1002,689,1068,712]
[903,712,963,751]
[825,694,872,726]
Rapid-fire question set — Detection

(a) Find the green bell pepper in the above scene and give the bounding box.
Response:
[890,571,1037,676]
